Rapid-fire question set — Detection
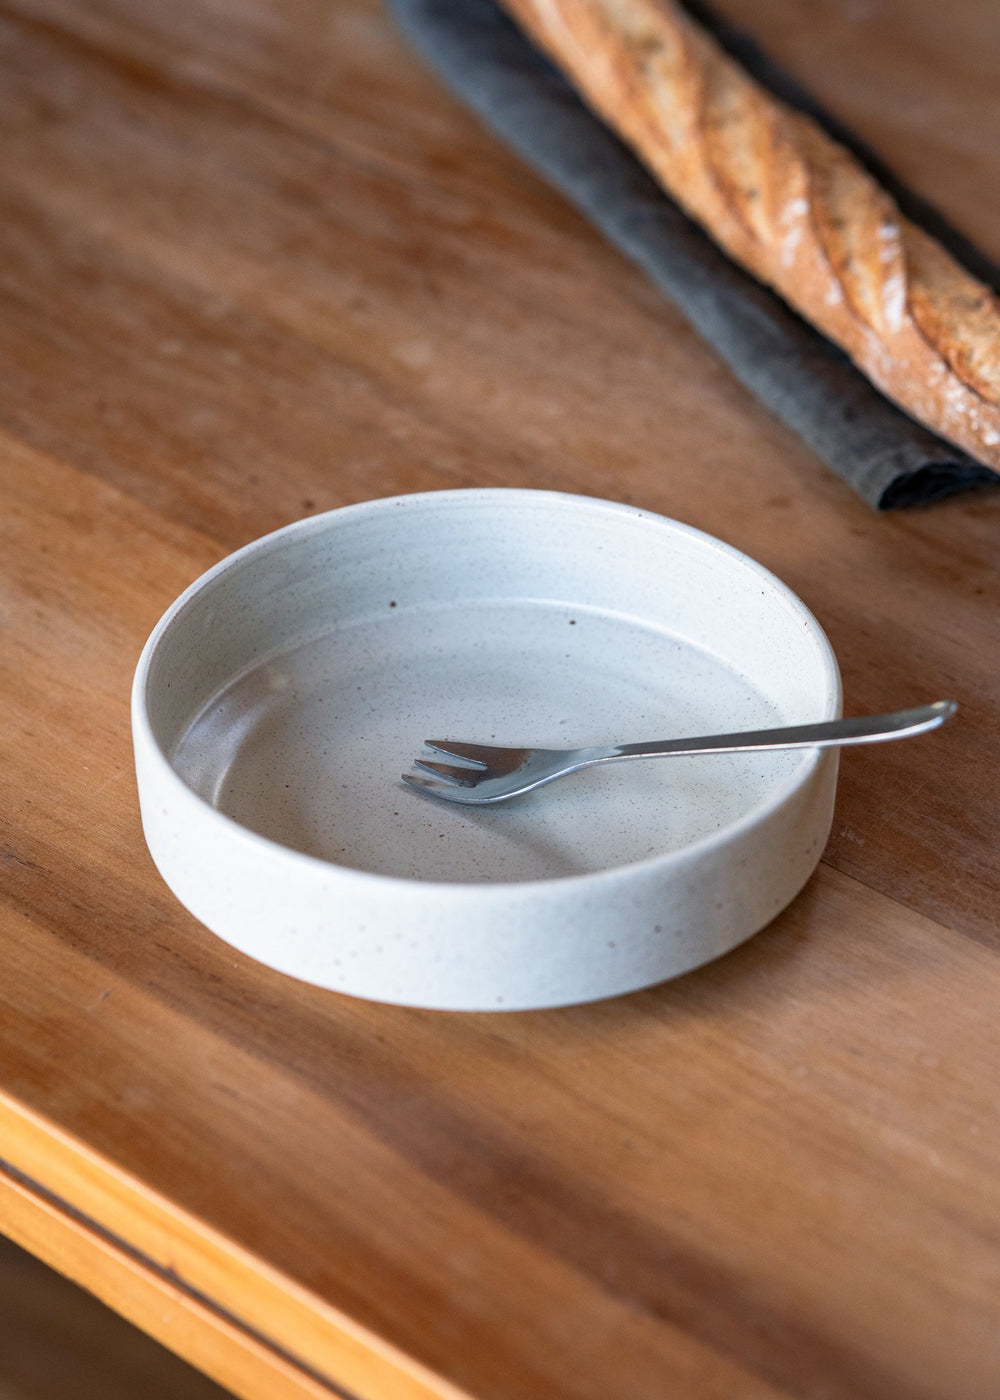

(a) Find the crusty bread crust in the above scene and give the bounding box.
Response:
[499,0,1000,467]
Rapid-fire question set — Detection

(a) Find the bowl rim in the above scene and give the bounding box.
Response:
[131,487,842,899]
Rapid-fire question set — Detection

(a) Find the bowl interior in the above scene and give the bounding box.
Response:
[142,492,838,885]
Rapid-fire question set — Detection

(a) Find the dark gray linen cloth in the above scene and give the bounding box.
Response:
[388,0,1000,508]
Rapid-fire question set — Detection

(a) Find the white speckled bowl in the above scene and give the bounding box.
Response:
[132,489,841,1011]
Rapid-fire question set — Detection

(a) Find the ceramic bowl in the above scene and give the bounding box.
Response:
[132,489,841,1010]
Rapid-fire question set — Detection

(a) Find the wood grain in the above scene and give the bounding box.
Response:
[1,0,999,1397]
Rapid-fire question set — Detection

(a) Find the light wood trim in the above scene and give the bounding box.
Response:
[0,1164,343,1400]
[0,1094,471,1400]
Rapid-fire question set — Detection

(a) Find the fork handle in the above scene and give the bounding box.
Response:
[601,701,956,764]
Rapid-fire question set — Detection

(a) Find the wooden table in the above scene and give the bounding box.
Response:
[2,1,999,1396]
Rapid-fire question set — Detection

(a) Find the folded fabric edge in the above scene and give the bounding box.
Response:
[878,463,1000,510]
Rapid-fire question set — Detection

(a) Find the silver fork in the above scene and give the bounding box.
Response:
[401,701,956,806]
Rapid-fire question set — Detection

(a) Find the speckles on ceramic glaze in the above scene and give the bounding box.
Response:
[172,599,799,884]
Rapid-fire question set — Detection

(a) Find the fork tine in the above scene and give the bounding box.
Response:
[412,759,483,786]
[400,772,448,793]
[423,740,491,768]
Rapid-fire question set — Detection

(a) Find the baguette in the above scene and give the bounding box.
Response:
[497,0,1000,467]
